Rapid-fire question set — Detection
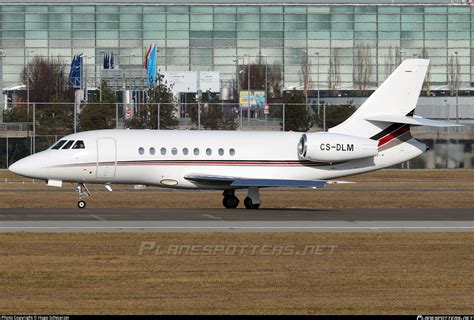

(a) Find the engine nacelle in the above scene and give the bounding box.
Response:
[298,132,379,162]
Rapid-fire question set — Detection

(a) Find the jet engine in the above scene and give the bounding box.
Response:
[298,132,379,162]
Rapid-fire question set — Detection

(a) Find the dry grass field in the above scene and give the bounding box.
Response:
[1,169,473,208]
[0,169,472,314]
[0,232,472,314]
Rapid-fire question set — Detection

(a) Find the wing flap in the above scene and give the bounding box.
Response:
[185,174,327,188]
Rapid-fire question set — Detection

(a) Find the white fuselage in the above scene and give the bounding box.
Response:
[10,129,426,189]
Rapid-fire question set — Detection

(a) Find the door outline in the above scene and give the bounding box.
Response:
[96,138,117,179]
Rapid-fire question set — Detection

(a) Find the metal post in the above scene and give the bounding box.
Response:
[198,101,201,130]
[317,53,320,115]
[32,102,36,154]
[235,55,243,130]
[26,50,34,118]
[6,136,8,168]
[454,51,459,124]
[157,103,160,130]
[304,50,308,112]
[116,103,119,129]
[323,104,326,132]
[282,103,285,131]
[73,102,77,133]
[247,54,250,126]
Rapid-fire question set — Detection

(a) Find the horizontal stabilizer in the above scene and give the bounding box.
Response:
[365,115,462,127]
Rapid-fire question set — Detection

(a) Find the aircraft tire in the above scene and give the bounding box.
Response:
[77,200,86,209]
[223,196,239,209]
[244,196,260,209]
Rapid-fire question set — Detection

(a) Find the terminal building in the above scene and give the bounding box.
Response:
[0,0,473,106]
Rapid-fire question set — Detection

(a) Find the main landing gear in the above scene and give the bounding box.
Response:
[222,187,261,209]
[76,183,91,209]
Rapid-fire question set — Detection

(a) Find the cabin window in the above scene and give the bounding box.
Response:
[138,147,144,155]
[172,147,178,155]
[161,147,167,155]
[229,148,235,156]
[193,148,199,156]
[206,148,212,156]
[72,140,85,149]
[52,140,67,150]
[62,140,75,149]
[183,148,189,155]
[218,148,224,156]
[150,147,156,155]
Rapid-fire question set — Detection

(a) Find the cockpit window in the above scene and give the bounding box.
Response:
[52,140,67,150]
[72,140,85,149]
[61,140,75,149]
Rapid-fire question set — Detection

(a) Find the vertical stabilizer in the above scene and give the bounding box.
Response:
[329,59,429,138]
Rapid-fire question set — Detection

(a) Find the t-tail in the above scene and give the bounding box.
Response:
[329,59,460,156]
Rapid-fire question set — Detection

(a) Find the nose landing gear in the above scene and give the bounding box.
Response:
[76,183,91,209]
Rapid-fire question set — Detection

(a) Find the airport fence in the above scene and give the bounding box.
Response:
[1,102,474,169]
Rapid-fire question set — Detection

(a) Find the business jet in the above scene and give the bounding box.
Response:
[9,59,459,209]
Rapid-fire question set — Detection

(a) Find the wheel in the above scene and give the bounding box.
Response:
[77,200,86,209]
[244,196,260,209]
[223,196,239,209]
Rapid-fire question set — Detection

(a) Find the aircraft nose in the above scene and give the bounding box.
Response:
[9,153,49,179]
[9,157,30,177]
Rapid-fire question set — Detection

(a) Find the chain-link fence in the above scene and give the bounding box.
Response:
[1,102,474,169]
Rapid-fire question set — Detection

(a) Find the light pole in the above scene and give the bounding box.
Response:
[454,51,459,124]
[0,50,5,111]
[233,56,244,129]
[99,50,106,102]
[245,54,250,125]
[261,54,268,106]
[315,52,320,117]
[26,50,34,118]
[303,50,308,112]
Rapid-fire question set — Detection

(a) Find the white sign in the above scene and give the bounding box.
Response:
[161,71,221,94]
[198,71,220,92]
[161,72,197,93]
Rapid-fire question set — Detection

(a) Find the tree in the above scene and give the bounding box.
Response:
[125,73,178,129]
[20,56,74,103]
[300,50,310,101]
[448,53,461,96]
[238,55,283,102]
[188,93,238,130]
[314,103,357,130]
[282,90,314,132]
[353,43,373,96]
[327,48,341,97]
[78,81,116,131]
[384,45,402,79]
[421,47,432,96]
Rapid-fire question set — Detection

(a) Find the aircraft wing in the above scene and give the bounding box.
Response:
[184,174,327,188]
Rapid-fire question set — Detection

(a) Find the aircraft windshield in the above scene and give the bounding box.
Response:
[51,140,67,150]
[72,140,85,149]
[61,140,75,149]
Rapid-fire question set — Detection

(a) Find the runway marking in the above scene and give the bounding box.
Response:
[202,214,223,220]
[88,213,106,221]
[0,226,473,231]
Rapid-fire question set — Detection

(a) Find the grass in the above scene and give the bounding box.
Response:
[0,232,472,314]
[0,169,474,208]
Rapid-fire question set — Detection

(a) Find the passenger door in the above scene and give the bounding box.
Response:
[96,138,116,179]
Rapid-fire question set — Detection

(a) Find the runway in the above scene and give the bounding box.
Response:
[0,208,472,232]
